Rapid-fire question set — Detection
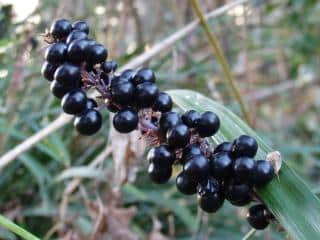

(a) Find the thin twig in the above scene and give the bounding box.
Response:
[0,0,248,171]
[189,0,251,124]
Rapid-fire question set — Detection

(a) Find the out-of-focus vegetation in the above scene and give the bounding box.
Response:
[0,0,319,239]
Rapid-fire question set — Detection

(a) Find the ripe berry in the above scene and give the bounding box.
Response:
[196,111,220,137]
[133,68,155,85]
[61,89,87,115]
[253,160,275,187]
[209,152,233,179]
[148,163,172,184]
[86,98,98,109]
[50,80,71,99]
[147,145,175,168]
[181,144,202,164]
[41,61,58,81]
[66,30,87,44]
[49,19,72,39]
[197,179,224,213]
[44,42,67,63]
[225,180,252,206]
[67,39,89,63]
[72,20,89,34]
[183,155,210,181]
[111,81,135,105]
[159,112,181,135]
[101,60,118,73]
[166,124,190,149]
[176,172,198,195]
[182,110,200,128]
[135,82,159,108]
[54,63,81,88]
[152,92,172,113]
[233,157,256,182]
[113,108,138,133]
[86,43,107,64]
[119,69,135,83]
[74,109,102,135]
[105,99,120,113]
[246,204,270,230]
[232,135,258,158]
[214,141,232,154]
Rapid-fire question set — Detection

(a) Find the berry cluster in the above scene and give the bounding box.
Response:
[42,19,277,231]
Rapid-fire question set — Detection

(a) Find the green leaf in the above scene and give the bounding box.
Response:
[168,89,320,240]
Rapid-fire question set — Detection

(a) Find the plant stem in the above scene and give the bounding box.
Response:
[0,214,40,240]
[189,0,251,124]
[242,228,257,240]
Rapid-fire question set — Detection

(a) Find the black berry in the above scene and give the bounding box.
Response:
[113,108,138,133]
[41,61,58,81]
[101,60,117,73]
[246,204,270,230]
[233,157,256,183]
[253,160,275,187]
[147,145,175,168]
[182,110,200,128]
[225,180,252,206]
[49,19,72,39]
[54,63,81,88]
[111,81,135,105]
[133,68,155,85]
[135,82,159,108]
[183,155,210,181]
[152,92,172,113]
[196,111,220,137]
[232,135,258,158]
[148,163,172,184]
[166,124,190,149]
[61,89,87,115]
[72,20,89,34]
[176,172,198,195]
[86,98,98,109]
[209,152,233,179]
[214,141,233,154]
[66,30,87,45]
[67,39,89,63]
[86,43,107,64]
[181,144,202,164]
[159,112,181,135]
[197,179,224,213]
[50,80,71,99]
[44,42,67,63]
[74,109,102,135]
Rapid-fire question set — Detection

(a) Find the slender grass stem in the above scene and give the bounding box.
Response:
[242,228,257,240]
[189,0,251,124]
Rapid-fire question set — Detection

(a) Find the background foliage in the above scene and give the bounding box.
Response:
[0,0,319,239]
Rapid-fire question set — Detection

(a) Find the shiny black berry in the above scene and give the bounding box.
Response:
[86,43,107,64]
[182,110,200,128]
[72,20,89,34]
[61,89,87,115]
[225,180,252,206]
[54,63,80,88]
[197,179,224,213]
[49,19,72,39]
[133,68,155,85]
[111,81,135,105]
[166,124,190,149]
[113,108,138,133]
[86,98,98,109]
[148,163,172,184]
[119,69,135,83]
[147,145,175,168]
[210,152,233,179]
[181,144,202,164]
[152,92,172,113]
[232,135,258,158]
[214,141,233,154]
[101,60,118,73]
[196,111,220,137]
[66,30,87,44]
[44,42,67,63]
[41,61,58,81]
[253,160,275,187]
[67,39,89,63]
[135,82,159,108]
[74,109,102,135]
[183,155,210,181]
[50,80,71,99]
[246,204,270,230]
[176,172,198,195]
[233,157,256,182]
[159,112,181,135]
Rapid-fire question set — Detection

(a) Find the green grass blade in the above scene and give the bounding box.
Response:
[168,89,320,240]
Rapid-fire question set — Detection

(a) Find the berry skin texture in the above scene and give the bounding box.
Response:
[74,109,102,135]
[253,160,275,187]
[49,19,72,39]
[181,144,202,164]
[166,124,191,149]
[72,20,89,34]
[86,98,98,109]
[101,60,118,73]
[66,30,87,44]
[232,135,258,158]
[50,80,70,99]
[246,204,270,230]
[196,111,220,137]
[183,155,210,182]
[44,42,67,63]
[61,89,87,115]
[182,110,200,128]
[147,145,175,168]
[210,152,233,179]
[113,108,139,133]
[197,179,224,213]
[159,111,181,135]
[133,68,155,85]
[233,157,257,183]
[111,81,135,105]
[67,39,89,63]
[225,180,252,206]
[213,141,233,154]
[54,63,81,88]
[148,163,172,184]
[41,61,58,81]
[176,172,198,195]
[135,82,159,108]
[86,43,107,64]
[152,92,173,113]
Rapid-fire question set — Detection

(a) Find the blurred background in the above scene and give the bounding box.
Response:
[0,0,319,239]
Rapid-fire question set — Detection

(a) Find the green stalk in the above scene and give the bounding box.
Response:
[242,229,256,240]
[189,0,251,124]
[0,214,40,240]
